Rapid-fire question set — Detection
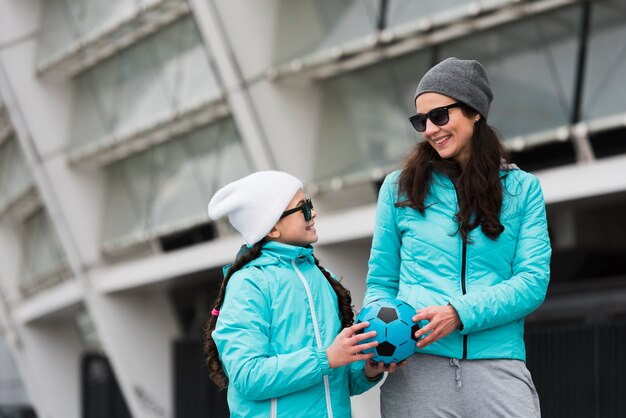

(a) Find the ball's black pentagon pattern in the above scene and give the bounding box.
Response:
[411,323,421,342]
[377,307,398,324]
[354,298,419,364]
[355,320,364,335]
[377,341,396,357]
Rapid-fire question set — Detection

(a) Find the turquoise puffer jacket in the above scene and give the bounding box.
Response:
[365,168,551,361]
[213,241,377,418]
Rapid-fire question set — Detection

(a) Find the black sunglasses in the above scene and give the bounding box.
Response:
[280,198,313,222]
[408,102,462,132]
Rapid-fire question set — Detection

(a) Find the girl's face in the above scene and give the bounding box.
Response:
[414,92,478,168]
[268,190,318,246]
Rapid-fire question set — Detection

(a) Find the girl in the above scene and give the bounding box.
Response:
[365,57,550,417]
[205,170,387,418]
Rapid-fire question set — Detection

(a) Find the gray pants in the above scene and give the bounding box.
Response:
[380,353,540,418]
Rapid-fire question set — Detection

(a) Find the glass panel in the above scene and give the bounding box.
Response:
[0,339,30,404]
[75,309,102,352]
[102,118,252,243]
[37,0,165,66]
[38,0,135,64]
[150,18,220,110]
[389,0,481,27]
[313,4,582,182]
[273,0,379,64]
[389,0,519,28]
[582,0,626,121]
[315,50,432,181]
[0,137,33,209]
[102,153,153,240]
[21,209,69,291]
[439,4,581,139]
[70,16,221,150]
[0,102,12,142]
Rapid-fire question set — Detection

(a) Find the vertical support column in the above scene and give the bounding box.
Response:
[188,0,276,172]
[550,206,576,250]
[0,2,181,418]
[188,0,325,181]
[0,286,43,417]
[570,1,595,164]
[0,3,84,416]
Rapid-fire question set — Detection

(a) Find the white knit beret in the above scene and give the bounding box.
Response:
[207,171,303,245]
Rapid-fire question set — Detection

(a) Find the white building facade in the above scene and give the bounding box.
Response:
[0,0,625,417]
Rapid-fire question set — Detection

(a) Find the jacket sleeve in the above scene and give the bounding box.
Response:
[364,174,402,306]
[325,269,382,395]
[348,361,382,395]
[450,175,551,333]
[212,270,330,401]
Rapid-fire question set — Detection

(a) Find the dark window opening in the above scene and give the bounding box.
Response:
[82,353,131,418]
[169,269,229,417]
[589,126,626,159]
[159,222,217,253]
[509,140,577,172]
[526,320,626,418]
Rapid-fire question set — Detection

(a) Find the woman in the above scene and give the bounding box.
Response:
[364,57,551,417]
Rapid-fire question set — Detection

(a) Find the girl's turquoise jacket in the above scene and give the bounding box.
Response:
[212,241,378,418]
[365,168,551,361]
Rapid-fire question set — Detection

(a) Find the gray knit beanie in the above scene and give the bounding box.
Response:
[414,57,493,119]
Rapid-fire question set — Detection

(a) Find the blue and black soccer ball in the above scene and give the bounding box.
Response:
[355,298,420,364]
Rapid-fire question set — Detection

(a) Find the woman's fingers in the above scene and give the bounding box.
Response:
[414,322,433,339]
[417,336,433,348]
[412,308,430,323]
[417,326,446,348]
[414,327,435,346]
[414,305,461,345]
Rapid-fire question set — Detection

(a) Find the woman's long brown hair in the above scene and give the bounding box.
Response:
[397,105,509,242]
[204,241,354,389]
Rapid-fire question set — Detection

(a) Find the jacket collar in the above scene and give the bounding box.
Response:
[237,241,315,270]
[222,241,315,277]
[260,241,314,263]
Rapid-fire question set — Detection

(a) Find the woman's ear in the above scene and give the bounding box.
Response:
[267,226,280,239]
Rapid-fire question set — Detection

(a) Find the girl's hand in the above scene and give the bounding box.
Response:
[412,304,461,349]
[326,322,378,369]
[364,359,407,380]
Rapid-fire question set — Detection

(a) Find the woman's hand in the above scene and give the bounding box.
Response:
[326,322,378,369]
[412,304,461,349]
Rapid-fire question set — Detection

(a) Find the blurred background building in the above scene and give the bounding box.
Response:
[0,0,625,417]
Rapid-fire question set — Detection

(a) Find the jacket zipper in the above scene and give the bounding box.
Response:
[292,259,334,418]
[461,241,468,360]
[270,398,277,418]
[452,180,468,360]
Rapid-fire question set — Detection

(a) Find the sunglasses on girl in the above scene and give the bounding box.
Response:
[408,102,462,132]
[280,198,313,222]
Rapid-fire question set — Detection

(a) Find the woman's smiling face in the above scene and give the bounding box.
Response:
[415,92,478,168]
